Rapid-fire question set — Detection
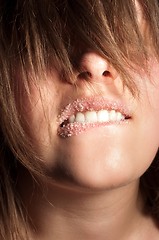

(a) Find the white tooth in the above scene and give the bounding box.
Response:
[69,115,75,123]
[97,110,109,122]
[75,112,85,123]
[109,110,117,121]
[116,112,124,121]
[85,111,97,123]
[68,110,125,124]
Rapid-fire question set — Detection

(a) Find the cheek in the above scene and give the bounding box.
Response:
[21,80,59,157]
[135,58,159,130]
[133,63,159,170]
[145,61,159,130]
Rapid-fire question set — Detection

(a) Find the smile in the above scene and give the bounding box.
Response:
[67,109,125,124]
[57,96,131,138]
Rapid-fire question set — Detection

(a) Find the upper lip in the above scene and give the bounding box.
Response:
[57,96,131,125]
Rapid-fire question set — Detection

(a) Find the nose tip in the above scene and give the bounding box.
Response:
[77,52,118,81]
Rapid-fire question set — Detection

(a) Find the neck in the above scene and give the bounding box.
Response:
[18,171,156,240]
[41,182,142,240]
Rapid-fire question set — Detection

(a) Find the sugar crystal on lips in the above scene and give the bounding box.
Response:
[58,123,86,138]
[58,123,97,138]
[75,99,85,111]
[57,97,130,138]
[58,121,124,138]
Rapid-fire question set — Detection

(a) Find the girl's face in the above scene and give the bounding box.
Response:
[22,54,159,191]
[21,7,159,191]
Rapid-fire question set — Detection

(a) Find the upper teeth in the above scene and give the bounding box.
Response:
[68,110,125,124]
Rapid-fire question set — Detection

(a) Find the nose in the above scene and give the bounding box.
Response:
[77,52,118,81]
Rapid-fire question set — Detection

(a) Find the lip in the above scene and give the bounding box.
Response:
[57,96,131,138]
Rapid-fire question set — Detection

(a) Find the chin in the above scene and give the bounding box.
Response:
[47,151,145,193]
[35,119,159,192]
[49,146,158,193]
[50,120,159,192]
[49,168,140,193]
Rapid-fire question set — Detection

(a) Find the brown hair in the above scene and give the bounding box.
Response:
[0,0,159,239]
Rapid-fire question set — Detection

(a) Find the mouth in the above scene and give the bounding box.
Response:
[57,97,131,138]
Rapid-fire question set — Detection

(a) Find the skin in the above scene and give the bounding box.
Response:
[22,53,159,190]
[18,3,159,240]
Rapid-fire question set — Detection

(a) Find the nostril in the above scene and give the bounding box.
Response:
[102,70,111,77]
[78,71,92,80]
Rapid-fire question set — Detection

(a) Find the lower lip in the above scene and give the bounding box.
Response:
[58,120,130,138]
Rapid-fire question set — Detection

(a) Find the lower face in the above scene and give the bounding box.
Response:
[21,58,159,192]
